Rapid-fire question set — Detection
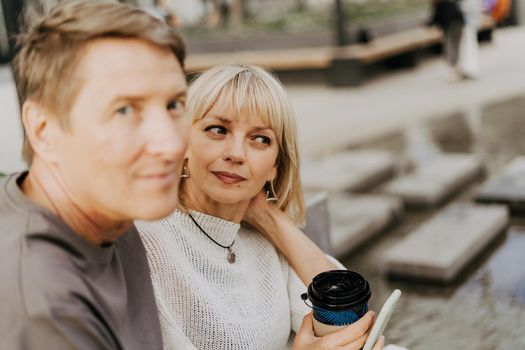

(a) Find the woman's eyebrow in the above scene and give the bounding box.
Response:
[252,126,273,132]
[203,116,232,124]
[203,115,273,132]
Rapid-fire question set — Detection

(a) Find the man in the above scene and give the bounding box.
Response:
[0,1,189,348]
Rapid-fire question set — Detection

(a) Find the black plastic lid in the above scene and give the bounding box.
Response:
[307,270,371,311]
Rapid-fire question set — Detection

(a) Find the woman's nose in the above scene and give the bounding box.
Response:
[223,137,246,164]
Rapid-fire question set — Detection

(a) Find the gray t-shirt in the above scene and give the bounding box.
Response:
[0,172,163,349]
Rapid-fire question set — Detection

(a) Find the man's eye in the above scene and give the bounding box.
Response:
[116,105,134,116]
[168,100,185,111]
[204,125,227,135]
[254,135,271,145]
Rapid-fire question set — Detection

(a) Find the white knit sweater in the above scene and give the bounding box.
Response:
[136,210,311,350]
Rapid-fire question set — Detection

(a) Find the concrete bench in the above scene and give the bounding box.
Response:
[185,17,494,86]
[475,156,525,213]
[301,150,396,193]
[380,154,483,207]
[330,17,494,86]
[185,46,333,73]
[303,191,333,255]
[383,203,509,283]
[329,194,403,259]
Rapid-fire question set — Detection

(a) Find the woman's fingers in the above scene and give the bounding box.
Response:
[292,313,317,350]
[293,313,383,350]
[298,313,315,337]
[338,331,370,350]
[371,335,385,350]
[326,311,375,346]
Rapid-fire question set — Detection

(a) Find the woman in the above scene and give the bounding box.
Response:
[136,64,384,350]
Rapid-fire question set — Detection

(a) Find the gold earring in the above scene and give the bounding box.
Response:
[180,162,190,179]
[265,180,278,202]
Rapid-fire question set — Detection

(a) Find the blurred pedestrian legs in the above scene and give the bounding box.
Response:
[428,0,465,79]
[458,0,482,79]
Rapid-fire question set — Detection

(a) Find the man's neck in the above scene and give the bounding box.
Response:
[21,161,131,246]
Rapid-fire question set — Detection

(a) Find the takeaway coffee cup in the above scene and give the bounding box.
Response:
[302,270,372,336]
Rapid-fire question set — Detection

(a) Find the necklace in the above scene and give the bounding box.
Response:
[187,212,236,264]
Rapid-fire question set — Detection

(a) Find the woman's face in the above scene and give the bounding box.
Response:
[186,103,279,206]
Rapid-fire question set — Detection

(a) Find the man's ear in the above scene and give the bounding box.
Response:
[22,100,61,163]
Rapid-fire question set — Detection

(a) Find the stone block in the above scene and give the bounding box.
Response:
[475,156,525,213]
[329,194,403,258]
[383,203,509,283]
[303,191,333,255]
[381,154,483,206]
[301,151,396,193]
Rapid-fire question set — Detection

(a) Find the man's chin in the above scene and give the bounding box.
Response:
[131,197,178,221]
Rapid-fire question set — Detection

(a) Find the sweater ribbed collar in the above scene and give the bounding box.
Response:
[179,209,240,247]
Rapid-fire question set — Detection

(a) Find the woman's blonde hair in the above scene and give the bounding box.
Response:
[186,63,305,224]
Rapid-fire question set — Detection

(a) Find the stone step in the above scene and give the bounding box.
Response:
[303,191,333,255]
[380,154,483,207]
[301,151,396,193]
[475,156,525,213]
[329,194,403,258]
[383,203,509,283]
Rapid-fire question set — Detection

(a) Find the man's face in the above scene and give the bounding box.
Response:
[54,38,189,222]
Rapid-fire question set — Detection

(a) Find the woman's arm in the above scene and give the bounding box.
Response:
[244,192,338,285]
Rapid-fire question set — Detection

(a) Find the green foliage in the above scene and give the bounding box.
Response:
[181,0,428,39]
[345,0,428,24]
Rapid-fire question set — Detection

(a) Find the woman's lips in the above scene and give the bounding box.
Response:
[212,171,246,184]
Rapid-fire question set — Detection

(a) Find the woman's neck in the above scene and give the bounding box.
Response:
[21,160,131,246]
[180,181,249,224]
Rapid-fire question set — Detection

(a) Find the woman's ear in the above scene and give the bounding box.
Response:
[22,100,61,163]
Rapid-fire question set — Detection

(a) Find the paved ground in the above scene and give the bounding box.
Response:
[287,25,525,159]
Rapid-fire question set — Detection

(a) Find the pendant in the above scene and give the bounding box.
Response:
[228,248,236,264]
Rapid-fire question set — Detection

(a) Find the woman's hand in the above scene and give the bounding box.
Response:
[243,189,282,245]
[243,189,338,285]
[293,312,385,350]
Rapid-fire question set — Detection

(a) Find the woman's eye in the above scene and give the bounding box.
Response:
[116,105,134,116]
[254,135,271,145]
[204,125,227,135]
[167,100,185,111]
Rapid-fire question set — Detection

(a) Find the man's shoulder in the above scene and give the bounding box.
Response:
[3,229,89,314]
[0,224,95,348]
[0,183,93,319]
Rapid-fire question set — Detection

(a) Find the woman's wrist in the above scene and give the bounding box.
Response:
[247,207,298,248]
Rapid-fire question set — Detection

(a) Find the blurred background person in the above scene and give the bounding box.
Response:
[428,0,465,79]
[457,0,483,79]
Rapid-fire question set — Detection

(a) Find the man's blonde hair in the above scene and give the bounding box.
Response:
[13,0,186,164]
[186,63,305,224]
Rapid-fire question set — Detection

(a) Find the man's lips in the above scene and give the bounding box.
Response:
[137,170,178,187]
[212,171,246,184]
